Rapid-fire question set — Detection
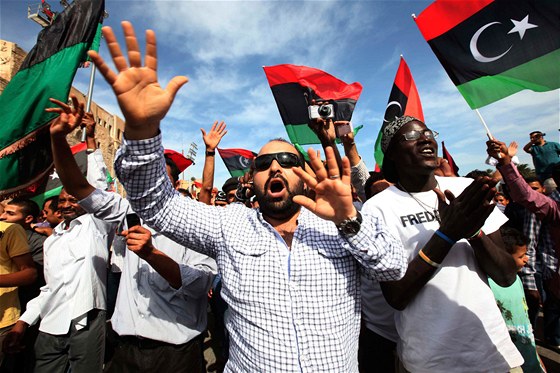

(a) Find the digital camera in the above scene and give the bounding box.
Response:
[308,103,335,120]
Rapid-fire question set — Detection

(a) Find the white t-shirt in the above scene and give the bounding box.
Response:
[362,176,524,373]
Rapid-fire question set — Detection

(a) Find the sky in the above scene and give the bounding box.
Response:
[1,0,559,189]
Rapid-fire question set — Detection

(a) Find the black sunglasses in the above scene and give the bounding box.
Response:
[253,152,302,172]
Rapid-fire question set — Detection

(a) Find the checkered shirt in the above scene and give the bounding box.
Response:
[520,209,540,291]
[114,134,406,373]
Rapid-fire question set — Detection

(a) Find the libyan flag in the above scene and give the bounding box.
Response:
[441,141,460,176]
[374,56,424,167]
[263,64,363,146]
[30,142,88,208]
[0,0,105,199]
[217,148,257,178]
[415,0,560,109]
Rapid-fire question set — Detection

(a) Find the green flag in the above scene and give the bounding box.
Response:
[0,0,105,198]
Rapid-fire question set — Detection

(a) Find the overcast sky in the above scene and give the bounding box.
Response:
[1,0,558,188]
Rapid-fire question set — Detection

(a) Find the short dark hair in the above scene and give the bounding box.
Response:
[529,131,543,137]
[8,198,41,219]
[465,169,491,179]
[364,171,386,200]
[499,226,527,254]
[43,196,59,212]
[164,155,180,185]
[524,176,542,185]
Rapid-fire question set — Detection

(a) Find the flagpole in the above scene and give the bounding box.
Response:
[81,64,96,142]
[473,108,494,140]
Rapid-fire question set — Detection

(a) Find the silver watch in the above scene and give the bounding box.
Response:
[336,211,362,237]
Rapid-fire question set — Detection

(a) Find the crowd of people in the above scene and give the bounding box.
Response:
[0,21,558,373]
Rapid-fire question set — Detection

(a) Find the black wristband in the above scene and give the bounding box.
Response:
[206,150,216,156]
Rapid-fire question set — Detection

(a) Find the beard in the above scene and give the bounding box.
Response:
[255,174,304,221]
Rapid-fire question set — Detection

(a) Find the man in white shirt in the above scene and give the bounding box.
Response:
[361,115,523,373]
[44,95,217,372]
[4,187,116,373]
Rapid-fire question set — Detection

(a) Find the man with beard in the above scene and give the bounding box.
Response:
[3,187,117,373]
[88,21,407,372]
[361,116,523,373]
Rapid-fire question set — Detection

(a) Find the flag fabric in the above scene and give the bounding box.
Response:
[164,149,194,173]
[217,148,257,178]
[374,57,424,167]
[263,64,363,146]
[414,0,560,109]
[442,141,460,176]
[0,0,105,199]
[30,142,88,207]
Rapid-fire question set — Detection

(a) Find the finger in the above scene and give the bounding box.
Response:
[307,147,327,181]
[340,156,351,185]
[165,76,189,102]
[200,128,207,136]
[217,121,226,133]
[103,25,128,73]
[45,107,64,114]
[87,50,118,85]
[48,98,71,112]
[292,166,318,190]
[145,29,157,71]
[122,21,142,68]
[292,194,317,212]
[324,147,341,180]
[433,188,447,204]
[444,189,456,202]
[210,121,218,131]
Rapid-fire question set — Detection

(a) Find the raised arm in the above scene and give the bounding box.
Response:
[87,21,188,140]
[46,96,95,200]
[488,139,560,223]
[199,121,227,205]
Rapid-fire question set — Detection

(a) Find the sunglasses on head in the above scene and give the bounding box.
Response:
[254,152,302,172]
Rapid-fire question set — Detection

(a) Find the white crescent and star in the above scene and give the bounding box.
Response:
[383,101,402,123]
[470,14,538,63]
[238,156,250,168]
[50,170,59,180]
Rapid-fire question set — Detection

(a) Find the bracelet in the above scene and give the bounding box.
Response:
[467,229,483,241]
[418,248,441,268]
[434,230,456,246]
[86,148,95,154]
[206,150,215,156]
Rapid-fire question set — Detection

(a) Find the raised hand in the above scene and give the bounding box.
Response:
[486,139,512,165]
[123,225,155,260]
[201,121,227,151]
[46,95,84,137]
[507,141,518,157]
[435,176,497,240]
[87,21,189,140]
[292,146,355,225]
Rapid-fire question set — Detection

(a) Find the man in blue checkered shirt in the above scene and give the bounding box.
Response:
[88,22,407,372]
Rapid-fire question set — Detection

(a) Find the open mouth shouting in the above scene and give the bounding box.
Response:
[266,176,288,200]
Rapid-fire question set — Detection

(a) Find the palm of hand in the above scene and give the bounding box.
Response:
[113,67,173,127]
[310,181,353,220]
[203,131,222,149]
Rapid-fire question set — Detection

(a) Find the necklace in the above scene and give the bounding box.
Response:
[397,182,441,224]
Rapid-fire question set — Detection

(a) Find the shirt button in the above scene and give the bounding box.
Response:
[140,314,144,318]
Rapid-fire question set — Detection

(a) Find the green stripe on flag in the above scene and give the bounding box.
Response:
[457,50,560,109]
[30,186,62,208]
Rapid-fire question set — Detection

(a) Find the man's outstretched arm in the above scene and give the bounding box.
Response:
[87,21,188,140]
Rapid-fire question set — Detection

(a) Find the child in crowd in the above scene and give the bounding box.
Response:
[489,226,547,373]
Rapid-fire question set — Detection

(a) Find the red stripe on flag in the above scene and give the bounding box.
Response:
[71,142,87,154]
[217,148,257,159]
[415,0,493,41]
[263,64,362,100]
[395,57,424,122]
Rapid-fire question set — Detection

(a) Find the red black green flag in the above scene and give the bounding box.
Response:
[30,142,88,207]
[374,57,424,167]
[263,64,363,146]
[442,141,460,176]
[217,148,257,178]
[415,0,560,109]
[0,0,105,199]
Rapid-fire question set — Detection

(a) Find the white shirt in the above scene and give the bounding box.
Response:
[362,176,524,373]
[81,189,217,344]
[114,134,407,373]
[20,214,115,334]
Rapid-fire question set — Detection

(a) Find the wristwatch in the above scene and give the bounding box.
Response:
[336,211,362,237]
